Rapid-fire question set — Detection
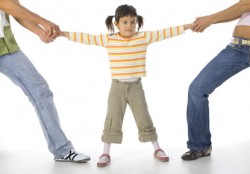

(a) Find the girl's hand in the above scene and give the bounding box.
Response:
[59,31,69,38]
[184,23,193,30]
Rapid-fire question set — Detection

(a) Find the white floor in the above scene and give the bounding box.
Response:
[1,142,250,174]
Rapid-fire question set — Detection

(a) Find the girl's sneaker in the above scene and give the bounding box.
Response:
[97,154,111,167]
[154,149,169,162]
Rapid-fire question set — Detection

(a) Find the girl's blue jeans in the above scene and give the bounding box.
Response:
[0,50,73,158]
[187,42,250,151]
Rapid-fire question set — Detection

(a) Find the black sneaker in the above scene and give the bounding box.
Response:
[181,146,212,160]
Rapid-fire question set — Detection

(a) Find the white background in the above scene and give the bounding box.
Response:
[1,0,250,166]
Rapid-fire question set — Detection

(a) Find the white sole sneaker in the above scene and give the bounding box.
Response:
[55,149,91,163]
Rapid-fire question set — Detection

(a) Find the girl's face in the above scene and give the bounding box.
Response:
[115,16,137,38]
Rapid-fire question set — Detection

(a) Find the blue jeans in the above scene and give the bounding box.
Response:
[0,51,73,158]
[187,42,250,151]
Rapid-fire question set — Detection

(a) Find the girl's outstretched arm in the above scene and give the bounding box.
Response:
[60,31,69,38]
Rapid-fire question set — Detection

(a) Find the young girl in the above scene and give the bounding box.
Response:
[60,4,191,167]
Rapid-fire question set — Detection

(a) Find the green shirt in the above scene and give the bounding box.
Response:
[0,14,20,56]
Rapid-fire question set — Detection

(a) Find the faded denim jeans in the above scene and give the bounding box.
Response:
[187,41,250,151]
[0,51,73,158]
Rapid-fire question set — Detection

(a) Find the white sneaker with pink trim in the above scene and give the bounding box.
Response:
[97,154,111,167]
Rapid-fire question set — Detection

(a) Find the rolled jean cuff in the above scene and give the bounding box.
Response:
[139,128,158,142]
[101,130,123,144]
[187,145,212,152]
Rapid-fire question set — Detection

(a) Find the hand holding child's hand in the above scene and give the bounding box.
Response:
[37,27,52,44]
[41,20,61,40]
[191,16,213,33]
[37,25,61,44]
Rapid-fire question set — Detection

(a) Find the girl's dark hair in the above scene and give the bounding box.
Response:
[105,4,144,34]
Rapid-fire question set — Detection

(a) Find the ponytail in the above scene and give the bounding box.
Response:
[137,15,144,31]
[105,15,115,34]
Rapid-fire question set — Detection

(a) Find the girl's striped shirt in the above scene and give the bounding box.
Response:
[68,25,185,79]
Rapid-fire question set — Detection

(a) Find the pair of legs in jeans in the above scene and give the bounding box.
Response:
[0,50,88,161]
[186,42,250,151]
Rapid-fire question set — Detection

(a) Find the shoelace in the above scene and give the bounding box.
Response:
[63,150,78,161]
[188,150,203,157]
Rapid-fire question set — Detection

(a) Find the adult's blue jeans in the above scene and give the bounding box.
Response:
[187,41,250,151]
[0,50,73,158]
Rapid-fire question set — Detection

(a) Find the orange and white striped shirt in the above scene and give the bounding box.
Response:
[68,25,185,79]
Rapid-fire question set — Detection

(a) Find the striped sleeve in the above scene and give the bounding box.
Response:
[68,32,109,47]
[145,25,185,44]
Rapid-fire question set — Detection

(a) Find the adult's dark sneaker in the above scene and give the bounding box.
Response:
[181,146,212,161]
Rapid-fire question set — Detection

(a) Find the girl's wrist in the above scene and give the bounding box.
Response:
[184,24,191,30]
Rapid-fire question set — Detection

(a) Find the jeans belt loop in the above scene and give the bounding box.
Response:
[239,38,242,46]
